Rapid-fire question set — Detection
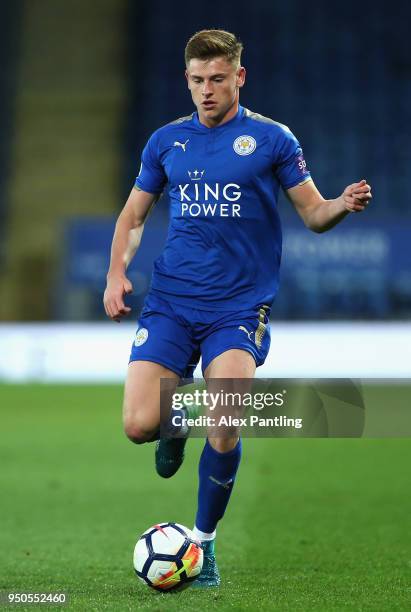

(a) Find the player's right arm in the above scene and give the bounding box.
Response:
[103,187,158,322]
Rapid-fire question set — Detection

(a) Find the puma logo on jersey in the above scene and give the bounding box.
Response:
[238,326,254,341]
[173,139,189,152]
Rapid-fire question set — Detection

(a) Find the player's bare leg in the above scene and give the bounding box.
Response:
[193,349,256,587]
[205,349,256,451]
[123,361,179,444]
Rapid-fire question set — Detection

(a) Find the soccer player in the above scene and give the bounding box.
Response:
[103,29,372,587]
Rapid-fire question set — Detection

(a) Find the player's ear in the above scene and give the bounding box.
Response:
[185,69,190,89]
[237,66,246,88]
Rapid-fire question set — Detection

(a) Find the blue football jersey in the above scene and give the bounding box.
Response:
[135,105,311,310]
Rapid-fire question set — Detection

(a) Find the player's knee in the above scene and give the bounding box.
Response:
[123,419,157,445]
[208,436,239,453]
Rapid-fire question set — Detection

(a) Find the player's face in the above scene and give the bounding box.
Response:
[185,57,246,128]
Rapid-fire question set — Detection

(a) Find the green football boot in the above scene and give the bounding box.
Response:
[193,539,221,587]
[155,435,188,479]
[155,396,201,478]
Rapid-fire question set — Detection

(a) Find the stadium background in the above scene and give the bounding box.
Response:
[1,1,410,610]
[1,0,411,381]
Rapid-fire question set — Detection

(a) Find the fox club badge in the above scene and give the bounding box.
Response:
[134,328,149,346]
[233,135,257,156]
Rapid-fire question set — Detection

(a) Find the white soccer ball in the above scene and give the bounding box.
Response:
[133,522,203,591]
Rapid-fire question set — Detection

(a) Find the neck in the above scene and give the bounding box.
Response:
[198,98,240,128]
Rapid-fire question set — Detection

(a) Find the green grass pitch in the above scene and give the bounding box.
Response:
[0,384,410,611]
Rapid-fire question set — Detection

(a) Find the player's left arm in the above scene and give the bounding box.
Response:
[286,178,372,233]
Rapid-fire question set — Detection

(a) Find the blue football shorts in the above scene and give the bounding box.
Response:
[129,292,271,378]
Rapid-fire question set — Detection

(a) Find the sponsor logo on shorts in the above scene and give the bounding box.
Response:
[238,325,254,342]
[134,328,148,347]
[233,135,256,156]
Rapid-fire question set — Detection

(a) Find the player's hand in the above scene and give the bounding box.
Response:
[342,179,372,213]
[103,274,133,322]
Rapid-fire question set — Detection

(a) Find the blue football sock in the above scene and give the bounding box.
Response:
[195,438,242,534]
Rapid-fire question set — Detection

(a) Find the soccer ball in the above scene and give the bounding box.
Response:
[133,522,203,591]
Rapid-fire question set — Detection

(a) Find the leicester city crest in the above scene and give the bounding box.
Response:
[134,327,149,347]
[233,135,257,156]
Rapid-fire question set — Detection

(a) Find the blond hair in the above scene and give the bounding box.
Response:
[185,29,243,67]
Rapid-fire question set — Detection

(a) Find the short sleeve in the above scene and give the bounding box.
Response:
[273,126,311,190]
[135,132,167,194]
